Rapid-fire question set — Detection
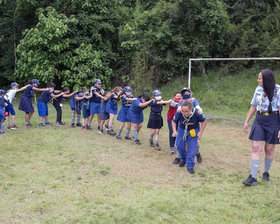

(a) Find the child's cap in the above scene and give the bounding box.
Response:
[124,86,132,92]
[0,89,5,95]
[153,90,161,96]
[94,79,102,84]
[181,87,191,93]
[32,79,40,85]
[11,82,19,87]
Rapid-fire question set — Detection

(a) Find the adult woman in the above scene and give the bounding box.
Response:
[243,69,280,186]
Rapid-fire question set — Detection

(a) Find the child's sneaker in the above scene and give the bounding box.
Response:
[107,129,116,136]
[76,123,82,127]
[125,136,131,140]
[170,147,176,154]
[82,126,87,131]
[98,129,104,134]
[28,123,32,127]
[149,139,155,147]
[7,126,11,130]
[11,125,19,130]
[87,125,92,131]
[104,125,109,131]
[196,153,202,163]
[172,158,181,164]
[135,139,141,145]
[24,124,31,128]
[0,131,5,134]
[155,144,161,151]
[45,122,52,125]
[38,123,45,127]
[71,123,75,128]
[116,135,122,140]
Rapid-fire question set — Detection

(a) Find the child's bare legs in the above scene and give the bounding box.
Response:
[28,111,34,123]
[76,113,81,125]
[125,122,132,138]
[71,110,76,126]
[97,114,101,129]
[149,129,156,146]
[117,122,125,137]
[108,114,114,130]
[154,129,160,145]
[6,115,10,128]
[132,123,142,140]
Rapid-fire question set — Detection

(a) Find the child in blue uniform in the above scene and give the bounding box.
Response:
[0,90,9,134]
[99,91,111,134]
[52,87,77,126]
[70,91,84,128]
[128,92,153,145]
[19,79,49,127]
[106,86,123,135]
[5,82,29,129]
[147,90,171,151]
[172,100,207,174]
[81,88,93,130]
[175,87,203,165]
[88,79,105,130]
[116,86,137,140]
[37,82,64,127]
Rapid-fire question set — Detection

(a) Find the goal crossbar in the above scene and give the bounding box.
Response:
[188,57,280,88]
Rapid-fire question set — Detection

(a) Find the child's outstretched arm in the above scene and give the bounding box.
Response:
[32,86,49,92]
[51,92,64,98]
[125,97,137,101]
[63,90,78,98]
[197,120,207,140]
[157,99,172,105]
[16,85,29,93]
[138,99,153,108]
[94,91,104,99]
[103,92,112,101]
[171,120,178,137]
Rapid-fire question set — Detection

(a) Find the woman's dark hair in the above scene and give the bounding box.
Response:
[174,92,181,97]
[62,87,69,92]
[261,69,276,112]
[138,92,150,101]
[47,82,56,88]
[111,86,122,94]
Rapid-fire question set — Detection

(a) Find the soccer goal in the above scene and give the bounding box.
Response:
[188,57,280,88]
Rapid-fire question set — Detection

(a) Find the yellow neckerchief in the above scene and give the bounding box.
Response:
[182,108,195,140]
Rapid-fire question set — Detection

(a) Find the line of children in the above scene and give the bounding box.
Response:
[172,100,207,174]
[116,86,137,140]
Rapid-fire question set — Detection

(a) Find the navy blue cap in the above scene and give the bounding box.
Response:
[153,90,162,96]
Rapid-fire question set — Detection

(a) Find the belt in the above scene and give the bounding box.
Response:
[151,112,161,115]
[257,111,279,116]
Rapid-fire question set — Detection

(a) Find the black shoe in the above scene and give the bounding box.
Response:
[107,129,116,136]
[172,158,181,165]
[263,172,270,182]
[71,123,75,128]
[98,129,104,134]
[155,144,161,151]
[125,136,131,140]
[188,168,195,174]
[76,123,82,127]
[196,153,202,163]
[242,175,258,186]
[179,161,186,167]
[135,139,141,145]
[149,139,155,147]
[86,125,92,131]
[116,135,122,140]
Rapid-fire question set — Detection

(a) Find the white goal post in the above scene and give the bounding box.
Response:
[188,57,280,88]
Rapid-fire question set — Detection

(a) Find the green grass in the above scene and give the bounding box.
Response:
[1,72,280,223]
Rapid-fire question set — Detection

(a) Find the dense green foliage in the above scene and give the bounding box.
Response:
[1,0,280,89]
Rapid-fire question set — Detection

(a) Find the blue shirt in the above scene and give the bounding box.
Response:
[22,85,35,98]
[251,85,280,112]
[109,94,120,104]
[90,85,104,103]
[38,90,52,103]
[122,95,134,107]
[129,98,146,115]
[149,100,163,113]
[0,96,9,107]
[173,108,206,130]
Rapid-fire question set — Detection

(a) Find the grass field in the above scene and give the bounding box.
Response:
[1,70,280,223]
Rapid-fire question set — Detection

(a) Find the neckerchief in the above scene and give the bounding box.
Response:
[182,109,195,141]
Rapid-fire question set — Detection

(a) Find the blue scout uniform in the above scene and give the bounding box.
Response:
[128,98,147,124]
[106,94,120,115]
[70,94,82,115]
[18,85,36,113]
[173,108,206,169]
[90,85,104,115]
[117,95,134,122]
[101,98,109,120]
[147,100,163,129]
[37,90,53,117]
[83,96,90,119]
[249,85,280,144]
[0,96,9,120]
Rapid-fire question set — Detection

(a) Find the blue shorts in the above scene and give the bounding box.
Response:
[106,102,118,115]
[5,104,16,116]
[117,107,130,122]
[128,111,144,124]
[70,102,82,115]
[90,102,101,115]
[83,105,90,119]
[37,102,48,117]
